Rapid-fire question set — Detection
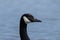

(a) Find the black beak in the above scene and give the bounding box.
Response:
[32,19,42,22]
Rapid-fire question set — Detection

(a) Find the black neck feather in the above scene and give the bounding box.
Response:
[20,18,30,40]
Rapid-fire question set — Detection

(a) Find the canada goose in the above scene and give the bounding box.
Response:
[20,13,42,40]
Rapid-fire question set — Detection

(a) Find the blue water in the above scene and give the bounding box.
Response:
[0,0,60,40]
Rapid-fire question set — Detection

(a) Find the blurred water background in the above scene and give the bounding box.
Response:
[0,0,60,40]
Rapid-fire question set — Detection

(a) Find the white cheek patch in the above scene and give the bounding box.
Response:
[23,16,31,23]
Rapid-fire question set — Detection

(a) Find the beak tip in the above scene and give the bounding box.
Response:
[35,19,42,22]
[38,20,42,22]
[32,19,42,22]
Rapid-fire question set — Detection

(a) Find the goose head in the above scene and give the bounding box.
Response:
[21,14,42,24]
